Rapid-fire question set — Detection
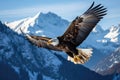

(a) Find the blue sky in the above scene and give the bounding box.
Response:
[0,0,120,29]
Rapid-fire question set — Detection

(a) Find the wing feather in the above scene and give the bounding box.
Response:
[25,34,62,51]
[59,2,107,47]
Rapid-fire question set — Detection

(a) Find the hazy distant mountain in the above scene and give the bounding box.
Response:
[0,22,113,80]
[6,12,120,69]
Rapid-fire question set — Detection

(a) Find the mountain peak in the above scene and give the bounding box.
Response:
[92,25,104,33]
[38,12,63,22]
[33,12,41,19]
[109,25,120,32]
[6,12,69,37]
[104,25,120,42]
[47,12,58,16]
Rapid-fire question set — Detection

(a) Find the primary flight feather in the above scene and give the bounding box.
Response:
[21,2,107,64]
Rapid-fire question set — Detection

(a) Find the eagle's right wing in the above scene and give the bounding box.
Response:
[20,28,61,51]
[25,34,62,51]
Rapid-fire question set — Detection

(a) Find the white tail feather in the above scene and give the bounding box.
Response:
[80,48,93,57]
[67,48,93,64]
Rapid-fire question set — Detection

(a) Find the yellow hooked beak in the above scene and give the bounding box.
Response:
[47,40,52,45]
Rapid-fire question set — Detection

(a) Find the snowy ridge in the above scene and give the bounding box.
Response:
[104,26,120,42]
[6,12,41,33]
[6,12,69,38]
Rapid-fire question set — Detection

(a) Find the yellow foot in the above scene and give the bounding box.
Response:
[73,56,85,64]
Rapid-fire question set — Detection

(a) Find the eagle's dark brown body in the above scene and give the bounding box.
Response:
[57,37,78,57]
[22,2,107,64]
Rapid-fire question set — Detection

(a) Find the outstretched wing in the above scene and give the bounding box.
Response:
[25,34,62,51]
[59,2,107,47]
[20,28,62,51]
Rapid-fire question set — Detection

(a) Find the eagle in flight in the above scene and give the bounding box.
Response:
[21,2,107,64]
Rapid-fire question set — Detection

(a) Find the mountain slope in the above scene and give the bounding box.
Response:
[99,63,120,76]
[0,21,62,80]
[0,22,113,80]
[96,62,120,80]
[94,47,120,73]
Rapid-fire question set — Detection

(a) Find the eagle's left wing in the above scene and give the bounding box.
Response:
[59,2,107,47]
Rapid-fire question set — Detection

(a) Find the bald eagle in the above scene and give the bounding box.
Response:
[21,2,107,64]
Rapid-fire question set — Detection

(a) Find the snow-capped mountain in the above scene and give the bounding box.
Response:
[104,25,120,43]
[6,12,69,38]
[0,22,112,80]
[81,25,120,68]
[6,12,120,69]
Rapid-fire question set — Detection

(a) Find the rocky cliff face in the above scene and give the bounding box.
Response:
[94,47,120,76]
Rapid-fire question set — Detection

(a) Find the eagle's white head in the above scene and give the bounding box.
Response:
[47,38,59,46]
